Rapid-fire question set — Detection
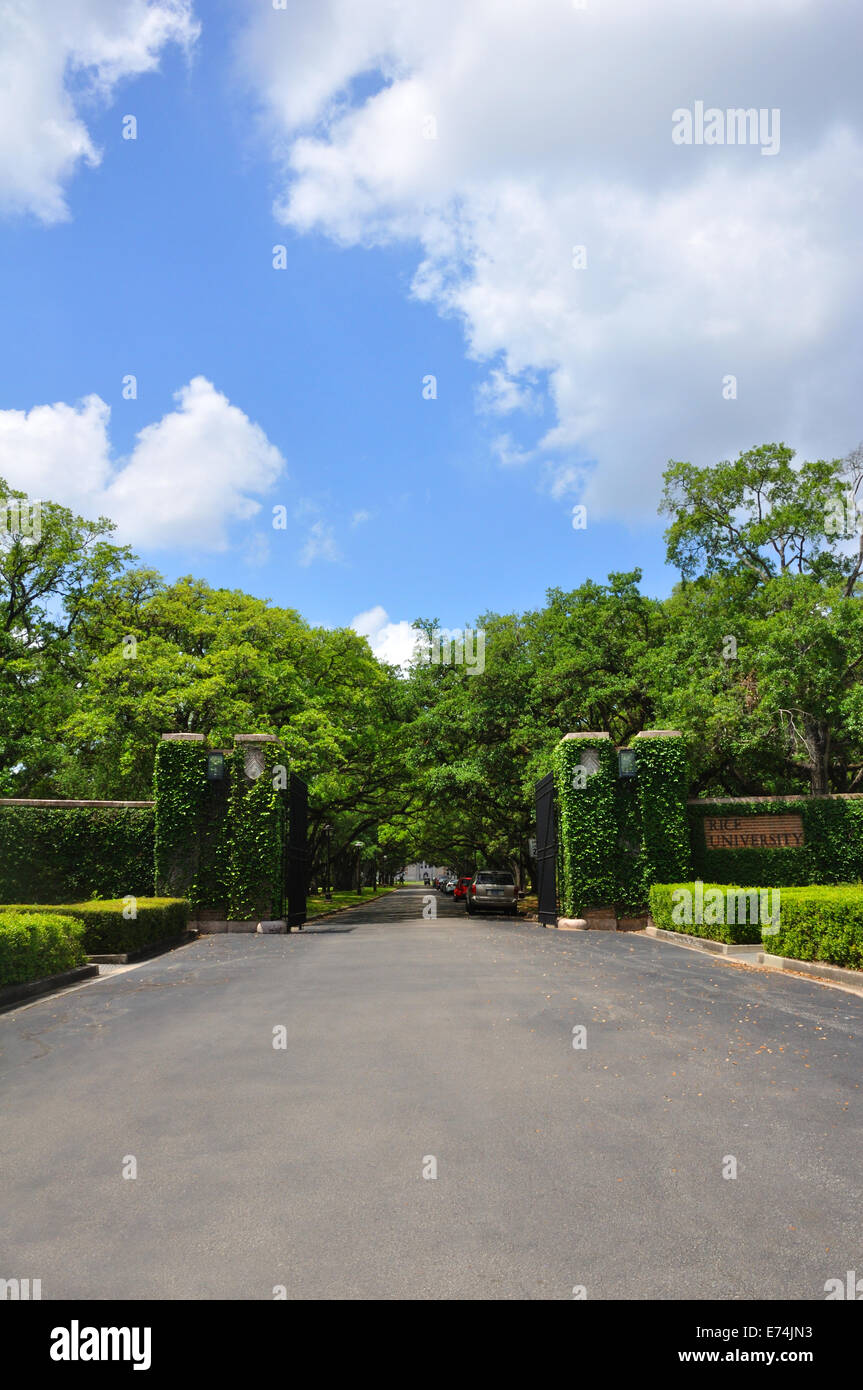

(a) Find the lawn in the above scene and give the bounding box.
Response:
[305,885,398,918]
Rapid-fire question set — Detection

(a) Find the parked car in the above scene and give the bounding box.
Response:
[465,870,518,915]
[453,875,473,902]
[444,878,457,895]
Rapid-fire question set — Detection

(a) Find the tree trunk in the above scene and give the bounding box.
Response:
[803,716,831,795]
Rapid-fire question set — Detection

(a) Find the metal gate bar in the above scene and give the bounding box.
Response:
[285,773,309,929]
[535,772,558,927]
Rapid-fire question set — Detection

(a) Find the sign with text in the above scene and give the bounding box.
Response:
[703,814,804,850]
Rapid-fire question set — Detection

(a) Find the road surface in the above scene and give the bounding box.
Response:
[1,888,860,1299]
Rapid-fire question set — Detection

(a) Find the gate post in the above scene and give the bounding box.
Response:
[534,771,558,927]
[230,734,286,927]
[553,732,617,923]
[154,733,208,899]
[632,730,691,890]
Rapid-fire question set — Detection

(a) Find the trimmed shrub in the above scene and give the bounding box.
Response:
[0,898,189,955]
[649,881,863,968]
[0,806,154,904]
[766,885,863,970]
[0,911,87,986]
[648,882,764,944]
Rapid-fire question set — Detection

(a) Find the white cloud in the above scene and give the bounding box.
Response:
[0,376,285,550]
[351,508,372,526]
[242,0,863,521]
[477,369,540,416]
[352,605,419,668]
[0,0,199,221]
[491,433,535,469]
[298,518,340,566]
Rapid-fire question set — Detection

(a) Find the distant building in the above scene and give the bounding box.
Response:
[401,861,450,881]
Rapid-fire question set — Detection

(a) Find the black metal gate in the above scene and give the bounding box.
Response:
[535,772,558,927]
[284,773,309,930]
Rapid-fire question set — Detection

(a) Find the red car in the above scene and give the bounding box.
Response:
[453,876,473,902]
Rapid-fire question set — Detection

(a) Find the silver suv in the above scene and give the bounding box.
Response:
[465,871,518,916]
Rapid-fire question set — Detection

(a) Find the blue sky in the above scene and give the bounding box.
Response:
[1,0,860,661]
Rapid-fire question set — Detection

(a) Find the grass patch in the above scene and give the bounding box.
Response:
[305,886,397,918]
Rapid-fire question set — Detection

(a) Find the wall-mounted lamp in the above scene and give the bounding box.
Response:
[206,752,226,781]
[618,748,637,779]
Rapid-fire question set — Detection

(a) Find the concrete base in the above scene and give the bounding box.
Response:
[617,915,649,932]
[581,908,618,931]
[256,920,287,934]
[760,952,863,990]
[194,920,257,934]
[88,931,197,964]
[0,964,98,1010]
[645,923,761,957]
[645,923,863,992]
[555,917,588,931]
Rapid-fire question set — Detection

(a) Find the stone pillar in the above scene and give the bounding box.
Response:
[231,734,286,928]
[553,732,617,925]
[233,733,277,783]
[633,730,691,890]
[154,733,206,897]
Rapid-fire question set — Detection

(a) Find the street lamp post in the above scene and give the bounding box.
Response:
[323,823,332,901]
[352,840,364,894]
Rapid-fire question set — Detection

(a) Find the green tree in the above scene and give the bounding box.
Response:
[658,444,863,794]
[0,478,132,795]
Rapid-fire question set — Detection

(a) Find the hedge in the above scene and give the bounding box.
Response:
[0,806,155,904]
[649,882,863,968]
[763,885,863,970]
[649,882,767,944]
[688,797,863,887]
[0,911,87,986]
[0,898,189,955]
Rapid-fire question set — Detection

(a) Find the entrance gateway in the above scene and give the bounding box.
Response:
[154,732,308,932]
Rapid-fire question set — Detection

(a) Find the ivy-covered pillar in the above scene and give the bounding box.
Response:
[632,730,691,891]
[552,732,617,919]
[155,732,288,930]
[226,734,287,924]
[153,733,207,898]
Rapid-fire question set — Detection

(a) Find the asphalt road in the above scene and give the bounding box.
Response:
[1,888,861,1300]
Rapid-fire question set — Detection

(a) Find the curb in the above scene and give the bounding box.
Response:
[760,951,863,991]
[645,924,762,958]
[643,923,863,994]
[0,963,99,1011]
[88,931,198,964]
